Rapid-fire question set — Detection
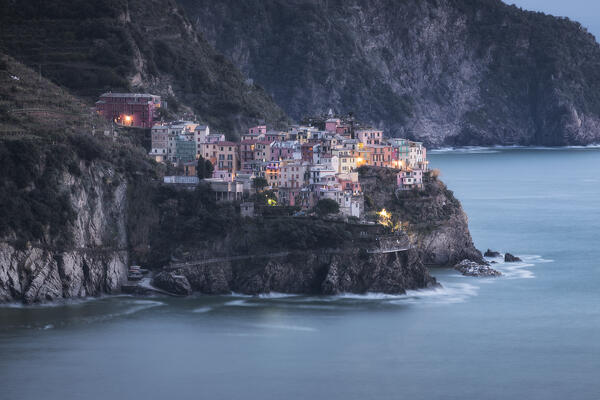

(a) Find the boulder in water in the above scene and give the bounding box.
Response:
[504,253,522,262]
[454,259,502,277]
[484,249,501,257]
[152,272,192,295]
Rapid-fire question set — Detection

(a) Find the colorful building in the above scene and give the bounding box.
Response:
[357,129,383,145]
[96,93,161,128]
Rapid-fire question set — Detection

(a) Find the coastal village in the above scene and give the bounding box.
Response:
[96,92,429,220]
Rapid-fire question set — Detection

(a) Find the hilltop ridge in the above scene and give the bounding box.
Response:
[180,0,600,147]
[0,0,287,137]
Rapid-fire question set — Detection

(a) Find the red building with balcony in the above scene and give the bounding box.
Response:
[96,93,161,128]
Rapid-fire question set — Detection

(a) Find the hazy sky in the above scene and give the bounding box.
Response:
[505,0,600,40]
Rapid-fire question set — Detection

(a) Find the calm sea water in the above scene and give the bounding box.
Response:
[1,148,599,400]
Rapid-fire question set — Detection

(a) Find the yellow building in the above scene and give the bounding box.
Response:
[201,141,239,173]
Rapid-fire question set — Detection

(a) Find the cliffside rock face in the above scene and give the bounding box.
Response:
[0,56,152,303]
[359,167,483,266]
[0,164,130,303]
[181,0,600,147]
[0,0,287,136]
[152,271,192,295]
[171,249,436,295]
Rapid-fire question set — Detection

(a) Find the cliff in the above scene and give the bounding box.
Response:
[0,0,287,137]
[0,54,157,303]
[180,0,600,147]
[169,248,434,296]
[358,167,483,266]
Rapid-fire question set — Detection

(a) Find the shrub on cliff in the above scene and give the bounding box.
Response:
[315,199,340,216]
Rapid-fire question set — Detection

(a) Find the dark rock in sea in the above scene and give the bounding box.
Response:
[490,261,498,264]
[152,272,193,296]
[504,253,522,263]
[484,249,501,257]
[454,260,502,277]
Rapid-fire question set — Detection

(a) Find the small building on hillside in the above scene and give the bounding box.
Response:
[96,93,161,128]
[205,179,244,202]
[397,169,424,190]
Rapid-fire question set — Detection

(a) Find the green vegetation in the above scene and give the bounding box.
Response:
[358,166,461,234]
[196,156,214,179]
[252,177,268,192]
[180,0,600,145]
[0,54,156,248]
[0,0,287,137]
[315,199,340,216]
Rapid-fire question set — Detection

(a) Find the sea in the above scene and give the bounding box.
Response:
[1,147,599,400]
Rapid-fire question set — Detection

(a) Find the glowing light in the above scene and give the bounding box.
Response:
[378,209,390,219]
[267,198,277,206]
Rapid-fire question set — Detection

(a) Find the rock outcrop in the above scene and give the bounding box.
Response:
[181,0,600,147]
[454,259,501,277]
[152,272,192,296]
[358,167,484,267]
[171,249,436,295]
[0,163,130,303]
[484,249,501,257]
[504,253,522,262]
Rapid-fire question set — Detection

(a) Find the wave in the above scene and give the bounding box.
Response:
[398,282,480,305]
[224,299,259,307]
[483,254,553,280]
[257,292,298,299]
[251,323,317,332]
[192,306,213,313]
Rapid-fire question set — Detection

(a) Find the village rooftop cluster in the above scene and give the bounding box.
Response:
[96,93,429,219]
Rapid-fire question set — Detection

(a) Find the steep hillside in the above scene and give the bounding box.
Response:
[0,0,287,137]
[0,54,157,302]
[181,0,600,147]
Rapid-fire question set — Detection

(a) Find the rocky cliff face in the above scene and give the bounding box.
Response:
[0,55,154,303]
[170,249,435,295]
[0,163,130,303]
[358,167,483,266]
[181,0,600,147]
[0,0,287,136]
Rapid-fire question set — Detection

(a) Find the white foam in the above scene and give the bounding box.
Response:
[398,282,480,305]
[484,254,553,280]
[252,323,317,332]
[224,299,258,307]
[192,306,213,313]
[257,292,297,299]
[335,292,408,300]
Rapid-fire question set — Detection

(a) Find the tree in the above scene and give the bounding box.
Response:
[252,176,268,192]
[196,156,214,179]
[315,199,339,216]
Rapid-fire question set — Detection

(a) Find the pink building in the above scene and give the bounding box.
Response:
[325,118,341,133]
[270,141,296,161]
[95,93,161,128]
[248,125,267,135]
[240,139,258,164]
